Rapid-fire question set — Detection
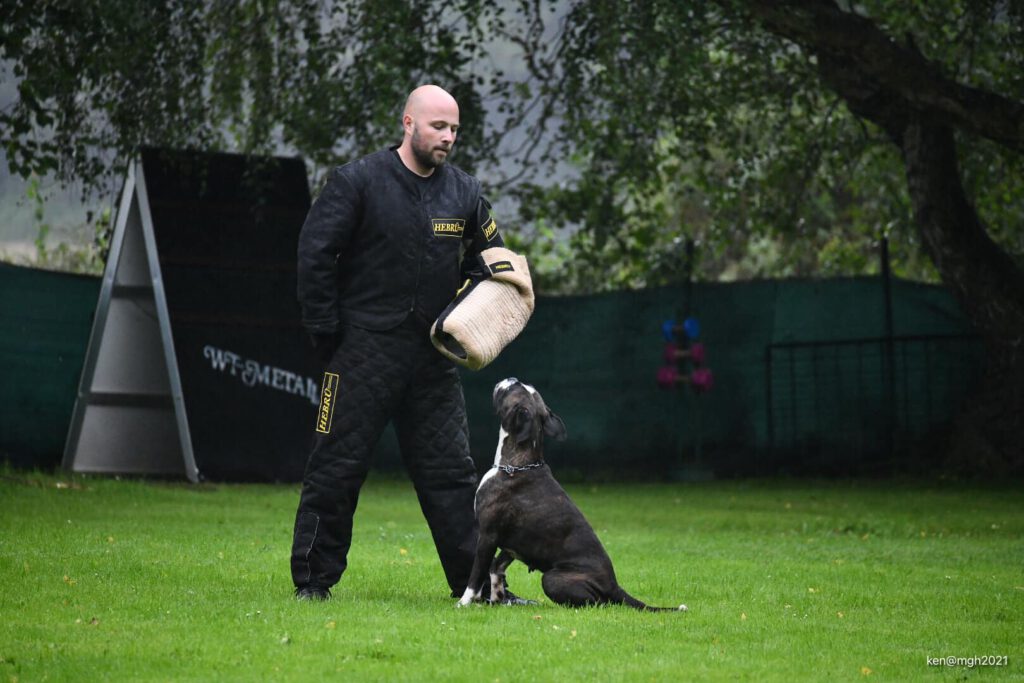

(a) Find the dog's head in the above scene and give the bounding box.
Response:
[493,378,567,448]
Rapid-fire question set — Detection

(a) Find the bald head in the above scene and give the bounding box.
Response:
[404,84,459,119]
[397,84,461,176]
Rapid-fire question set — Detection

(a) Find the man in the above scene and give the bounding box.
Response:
[290,84,524,604]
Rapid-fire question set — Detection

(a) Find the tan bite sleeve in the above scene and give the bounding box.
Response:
[430,247,535,370]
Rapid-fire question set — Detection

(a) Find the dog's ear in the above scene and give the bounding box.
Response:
[510,405,535,444]
[543,410,567,442]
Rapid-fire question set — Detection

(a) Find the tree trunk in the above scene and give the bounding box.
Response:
[899,121,1024,474]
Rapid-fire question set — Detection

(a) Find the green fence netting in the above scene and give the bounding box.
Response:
[452,277,982,478]
[1,263,101,469]
[1,262,983,478]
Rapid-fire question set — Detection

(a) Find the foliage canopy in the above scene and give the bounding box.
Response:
[1,0,1022,290]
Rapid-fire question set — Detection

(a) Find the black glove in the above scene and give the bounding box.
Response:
[310,331,341,365]
[459,252,493,285]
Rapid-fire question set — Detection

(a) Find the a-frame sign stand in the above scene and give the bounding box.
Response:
[63,160,200,481]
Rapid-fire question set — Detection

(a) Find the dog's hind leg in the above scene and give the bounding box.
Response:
[488,550,515,603]
[541,570,603,607]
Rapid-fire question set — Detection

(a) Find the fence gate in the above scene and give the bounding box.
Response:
[765,334,984,471]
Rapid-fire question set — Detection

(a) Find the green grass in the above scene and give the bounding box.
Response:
[1,471,1021,682]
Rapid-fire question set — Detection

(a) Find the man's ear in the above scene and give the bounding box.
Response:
[543,411,567,442]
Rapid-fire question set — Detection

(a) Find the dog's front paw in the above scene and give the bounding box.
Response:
[457,587,480,607]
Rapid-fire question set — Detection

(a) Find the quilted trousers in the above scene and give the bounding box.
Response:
[290,317,480,595]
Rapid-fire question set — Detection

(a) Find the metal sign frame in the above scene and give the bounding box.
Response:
[62,160,200,481]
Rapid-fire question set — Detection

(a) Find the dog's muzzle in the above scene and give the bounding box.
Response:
[430,248,535,371]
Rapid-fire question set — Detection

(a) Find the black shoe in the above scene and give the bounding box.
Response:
[295,586,331,601]
[499,590,537,606]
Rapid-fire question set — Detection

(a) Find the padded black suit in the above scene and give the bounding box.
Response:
[291,147,503,594]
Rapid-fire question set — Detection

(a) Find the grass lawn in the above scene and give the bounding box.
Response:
[0,469,1021,682]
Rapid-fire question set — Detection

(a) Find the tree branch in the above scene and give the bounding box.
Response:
[744,0,1024,152]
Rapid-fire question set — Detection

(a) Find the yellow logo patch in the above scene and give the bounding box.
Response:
[482,218,498,241]
[489,261,513,274]
[432,218,465,238]
[316,372,340,434]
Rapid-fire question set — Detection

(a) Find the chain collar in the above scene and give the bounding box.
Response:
[498,462,545,477]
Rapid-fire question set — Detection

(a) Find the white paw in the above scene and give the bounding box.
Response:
[457,587,479,607]
[678,604,688,612]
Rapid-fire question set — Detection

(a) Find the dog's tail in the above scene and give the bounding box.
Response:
[616,588,688,613]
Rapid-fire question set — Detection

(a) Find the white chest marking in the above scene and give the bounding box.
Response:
[474,428,507,509]
[491,427,507,467]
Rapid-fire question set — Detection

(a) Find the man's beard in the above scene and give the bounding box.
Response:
[411,127,449,169]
